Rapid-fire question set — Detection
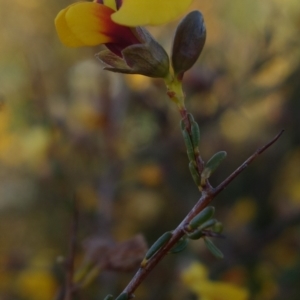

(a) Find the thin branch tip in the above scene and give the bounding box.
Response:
[214,130,284,196]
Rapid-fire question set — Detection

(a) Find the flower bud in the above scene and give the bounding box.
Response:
[171,11,206,78]
[96,27,170,78]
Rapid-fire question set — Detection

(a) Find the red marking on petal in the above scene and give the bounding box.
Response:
[116,0,122,10]
[93,5,139,48]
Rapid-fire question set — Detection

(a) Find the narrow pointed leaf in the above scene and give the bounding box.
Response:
[115,293,129,300]
[145,231,173,260]
[188,206,215,230]
[169,237,188,254]
[202,151,227,179]
[189,161,200,186]
[191,121,200,147]
[204,238,224,259]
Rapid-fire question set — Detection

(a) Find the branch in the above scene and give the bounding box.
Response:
[212,129,284,197]
[121,130,284,298]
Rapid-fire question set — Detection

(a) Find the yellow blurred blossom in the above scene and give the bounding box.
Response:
[16,268,57,300]
[226,197,257,230]
[182,262,249,300]
[137,163,164,187]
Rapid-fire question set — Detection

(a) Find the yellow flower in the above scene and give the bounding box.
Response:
[182,262,249,300]
[55,1,140,51]
[55,0,193,50]
[57,0,191,77]
[112,0,194,26]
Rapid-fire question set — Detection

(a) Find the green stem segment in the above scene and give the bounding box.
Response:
[165,75,205,189]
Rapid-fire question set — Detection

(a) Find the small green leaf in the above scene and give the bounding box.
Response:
[103,295,114,300]
[191,121,200,148]
[145,231,173,260]
[202,151,227,179]
[189,161,200,186]
[169,237,188,254]
[188,207,215,230]
[204,238,224,259]
[187,113,195,123]
[198,218,217,231]
[187,150,195,162]
[115,293,129,300]
[187,228,204,240]
[182,129,194,155]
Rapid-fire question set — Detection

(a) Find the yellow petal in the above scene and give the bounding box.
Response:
[64,2,115,46]
[55,4,86,47]
[195,281,249,300]
[103,0,117,10]
[55,3,117,47]
[112,0,193,26]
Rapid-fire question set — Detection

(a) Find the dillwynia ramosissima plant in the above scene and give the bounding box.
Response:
[55,1,283,299]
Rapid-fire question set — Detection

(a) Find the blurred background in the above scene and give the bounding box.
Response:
[0,0,300,299]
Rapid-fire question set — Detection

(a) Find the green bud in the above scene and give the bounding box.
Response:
[169,237,188,254]
[145,231,173,260]
[204,238,224,259]
[188,207,215,230]
[202,151,227,179]
[172,11,206,78]
[104,295,114,300]
[189,161,201,186]
[191,121,200,148]
[213,222,223,233]
[115,293,129,300]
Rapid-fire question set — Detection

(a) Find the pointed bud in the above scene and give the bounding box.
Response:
[171,11,206,78]
[213,222,224,233]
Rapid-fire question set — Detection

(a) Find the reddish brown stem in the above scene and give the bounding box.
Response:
[121,130,284,298]
[212,129,284,197]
